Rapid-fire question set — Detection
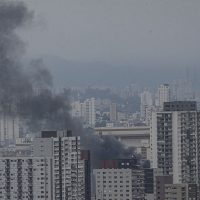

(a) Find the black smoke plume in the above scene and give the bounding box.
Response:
[0,1,138,167]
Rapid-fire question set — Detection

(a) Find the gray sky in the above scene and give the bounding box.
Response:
[20,0,200,67]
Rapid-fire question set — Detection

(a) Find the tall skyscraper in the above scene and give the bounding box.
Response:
[151,101,200,185]
[157,84,170,109]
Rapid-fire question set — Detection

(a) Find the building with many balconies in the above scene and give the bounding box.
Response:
[151,101,200,186]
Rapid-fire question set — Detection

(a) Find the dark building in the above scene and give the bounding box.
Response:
[155,175,173,200]
[81,150,91,200]
[188,184,198,199]
[164,101,197,111]
[144,169,154,194]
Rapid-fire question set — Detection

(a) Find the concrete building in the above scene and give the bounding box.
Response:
[151,101,200,185]
[0,131,89,200]
[0,115,19,145]
[33,130,86,200]
[71,98,96,127]
[0,157,52,200]
[165,183,198,200]
[154,175,173,200]
[95,126,150,160]
[71,101,84,118]
[158,84,170,109]
[140,90,153,120]
[84,98,96,127]
[81,150,91,200]
[163,101,197,111]
[144,168,154,200]
[109,102,117,122]
[94,159,145,200]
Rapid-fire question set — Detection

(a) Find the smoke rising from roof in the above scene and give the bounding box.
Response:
[0,1,137,167]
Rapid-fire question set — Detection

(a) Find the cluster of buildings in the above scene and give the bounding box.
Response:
[0,83,200,199]
[93,101,200,200]
[0,130,91,200]
[70,81,198,128]
[71,98,96,127]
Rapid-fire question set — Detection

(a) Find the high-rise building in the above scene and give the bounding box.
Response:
[157,84,170,109]
[151,101,200,185]
[110,102,117,122]
[0,114,19,145]
[154,175,173,200]
[84,98,96,127]
[140,90,153,120]
[0,157,52,199]
[81,150,91,200]
[33,130,86,200]
[0,130,89,200]
[71,98,96,127]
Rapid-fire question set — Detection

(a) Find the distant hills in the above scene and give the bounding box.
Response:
[24,54,199,88]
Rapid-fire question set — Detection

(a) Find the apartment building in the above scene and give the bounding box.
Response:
[93,159,145,200]
[157,84,170,109]
[151,101,200,185]
[0,114,19,145]
[0,157,52,200]
[165,183,198,200]
[33,130,86,200]
[71,98,96,127]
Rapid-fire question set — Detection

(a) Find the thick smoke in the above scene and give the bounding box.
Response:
[0,1,138,167]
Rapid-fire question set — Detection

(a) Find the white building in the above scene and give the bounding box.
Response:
[84,98,96,127]
[94,168,145,200]
[71,98,96,127]
[151,102,200,185]
[33,130,85,200]
[0,157,52,199]
[0,131,89,200]
[157,84,170,109]
[140,90,153,120]
[0,115,19,144]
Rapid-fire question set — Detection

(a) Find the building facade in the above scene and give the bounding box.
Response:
[94,168,145,200]
[110,102,117,122]
[94,159,146,200]
[71,98,96,127]
[140,90,153,120]
[0,157,52,200]
[165,183,198,200]
[157,84,170,109]
[0,115,19,145]
[151,102,200,185]
[33,130,86,200]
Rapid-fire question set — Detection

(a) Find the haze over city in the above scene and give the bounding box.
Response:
[19,0,200,87]
[0,1,199,200]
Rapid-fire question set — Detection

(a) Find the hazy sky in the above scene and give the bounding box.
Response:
[20,0,200,67]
